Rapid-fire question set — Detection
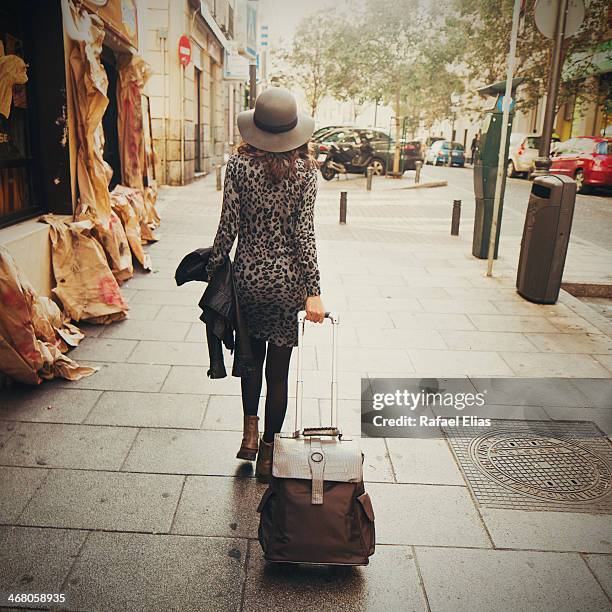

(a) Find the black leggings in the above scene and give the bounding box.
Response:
[241,336,293,443]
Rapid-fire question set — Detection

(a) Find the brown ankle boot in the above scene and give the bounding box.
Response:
[236,416,259,461]
[256,438,274,483]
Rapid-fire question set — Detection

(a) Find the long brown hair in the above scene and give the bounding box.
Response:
[237,141,316,184]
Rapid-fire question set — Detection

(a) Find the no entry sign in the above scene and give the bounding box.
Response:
[178,35,191,66]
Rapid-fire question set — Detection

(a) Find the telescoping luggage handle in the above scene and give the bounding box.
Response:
[293,310,339,438]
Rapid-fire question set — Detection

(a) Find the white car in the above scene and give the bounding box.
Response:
[507,133,559,178]
[507,133,541,177]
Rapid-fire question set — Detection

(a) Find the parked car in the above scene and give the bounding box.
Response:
[315,128,423,175]
[507,133,540,177]
[312,125,351,142]
[507,133,560,178]
[550,136,612,193]
[425,141,465,167]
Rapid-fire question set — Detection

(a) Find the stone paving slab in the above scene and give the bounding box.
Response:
[419,298,502,315]
[480,508,612,553]
[129,289,197,306]
[317,347,415,373]
[527,332,612,355]
[0,388,101,424]
[128,340,210,366]
[500,352,610,377]
[56,362,171,392]
[122,428,250,476]
[389,312,477,331]
[467,314,559,333]
[569,379,612,408]
[359,437,396,483]
[100,319,191,342]
[171,475,266,538]
[85,392,208,429]
[409,349,515,376]
[543,406,612,437]
[0,422,137,471]
[469,377,600,406]
[0,467,48,522]
[365,482,490,547]
[439,330,538,352]
[0,526,87,598]
[155,305,204,322]
[162,365,241,395]
[69,338,138,363]
[415,546,610,612]
[242,541,427,612]
[356,327,447,350]
[583,554,612,600]
[385,438,464,485]
[596,354,612,372]
[547,315,603,334]
[123,303,161,320]
[202,395,320,431]
[62,532,246,612]
[0,420,16,446]
[18,469,184,533]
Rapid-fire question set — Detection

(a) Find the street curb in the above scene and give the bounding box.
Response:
[558,289,612,340]
[401,181,448,190]
[561,282,612,298]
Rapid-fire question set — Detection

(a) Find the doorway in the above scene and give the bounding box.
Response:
[195,67,202,173]
[101,46,121,189]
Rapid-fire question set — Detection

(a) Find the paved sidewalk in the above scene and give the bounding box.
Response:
[0,172,611,611]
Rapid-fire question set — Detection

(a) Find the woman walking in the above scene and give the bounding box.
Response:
[205,88,325,482]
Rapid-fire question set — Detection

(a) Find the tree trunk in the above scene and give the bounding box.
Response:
[393,87,402,175]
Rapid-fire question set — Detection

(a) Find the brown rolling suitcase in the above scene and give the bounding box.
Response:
[257,311,375,565]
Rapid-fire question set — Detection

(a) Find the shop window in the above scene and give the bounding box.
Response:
[0,12,38,227]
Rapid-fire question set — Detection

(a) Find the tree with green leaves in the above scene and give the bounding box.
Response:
[273,17,340,115]
[443,0,611,117]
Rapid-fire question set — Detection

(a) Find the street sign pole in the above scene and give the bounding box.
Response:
[533,0,570,176]
[486,0,522,277]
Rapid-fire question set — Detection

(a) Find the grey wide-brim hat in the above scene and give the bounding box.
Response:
[237,87,315,153]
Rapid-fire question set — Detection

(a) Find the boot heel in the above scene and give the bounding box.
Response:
[236,448,257,461]
[237,415,259,462]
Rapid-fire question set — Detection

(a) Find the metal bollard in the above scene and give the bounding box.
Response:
[366,166,373,191]
[451,199,461,235]
[414,160,423,184]
[216,165,222,191]
[339,191,347,224]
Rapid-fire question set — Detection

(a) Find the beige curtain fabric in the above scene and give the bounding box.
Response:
[110,186,151,270]
[0,246,97,384]
[40,215,129,324]
[65,4,133,282]
[113,184,159,244]
[117,54,152,191]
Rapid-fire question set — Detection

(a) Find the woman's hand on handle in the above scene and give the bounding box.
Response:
[305,295,325,324]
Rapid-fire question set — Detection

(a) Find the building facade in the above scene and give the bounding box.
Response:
[139,0,255,185]
[0,0,153,297]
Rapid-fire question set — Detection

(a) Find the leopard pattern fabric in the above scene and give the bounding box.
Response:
[206,153,321,347]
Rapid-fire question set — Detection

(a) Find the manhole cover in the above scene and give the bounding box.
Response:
[444,420,612,513]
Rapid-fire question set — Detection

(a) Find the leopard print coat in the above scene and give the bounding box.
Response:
[206,153,321,347]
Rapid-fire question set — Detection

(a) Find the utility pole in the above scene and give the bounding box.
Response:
[486,0,521,277]
[533,0,569,175]
[249,62,257,109]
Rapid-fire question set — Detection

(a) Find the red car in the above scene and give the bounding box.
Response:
[550,136,611,193]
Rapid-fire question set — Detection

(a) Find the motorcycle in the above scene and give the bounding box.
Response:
[318,137,377,181]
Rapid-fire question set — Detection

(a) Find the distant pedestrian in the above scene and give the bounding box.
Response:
[470,134,479,164]
[206,88,325,482]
